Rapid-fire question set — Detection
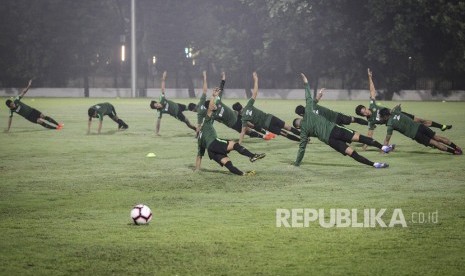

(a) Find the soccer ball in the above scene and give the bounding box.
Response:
[130,204,153,225]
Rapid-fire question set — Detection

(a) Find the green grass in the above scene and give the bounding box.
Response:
[1,97,464,275]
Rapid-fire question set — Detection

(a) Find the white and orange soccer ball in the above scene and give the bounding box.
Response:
[130,204,153,225]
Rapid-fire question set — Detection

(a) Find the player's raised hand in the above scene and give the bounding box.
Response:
[367,68,372,78]
[162,71,167,80]
[300,73,308,84]
[202,70,206,79]
[318,88,326,95]
[252,71,258,81]
[221,72,225,80]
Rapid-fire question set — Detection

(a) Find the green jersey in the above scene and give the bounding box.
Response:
[157,95,179,119]
[367,98,384,130]
[196,93,208,125]
[313,101,339,123]
[197,115,217,157]
[90,102,115,121]
[9,96,34,118]
[211,79,237,127]
[385,106,420,138]
[295,83,336,166]
[240,98,272,129]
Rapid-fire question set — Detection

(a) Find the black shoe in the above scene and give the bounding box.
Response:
[250,153,266,162]
[441,125,452,131]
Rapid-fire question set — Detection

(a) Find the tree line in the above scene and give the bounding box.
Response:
[1,0,464,97]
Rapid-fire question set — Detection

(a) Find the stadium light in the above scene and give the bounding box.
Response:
[121,45,126,62]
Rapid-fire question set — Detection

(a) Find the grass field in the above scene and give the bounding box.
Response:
[1,97,464,275]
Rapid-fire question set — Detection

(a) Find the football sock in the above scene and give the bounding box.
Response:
[449,142,458,149]
[350,151,374,166]
[285,133,301,142]
[44,116,59,126]
[247,131,263,138]
[39,121,56,129]
[117,119,128,127]
[358,135,382,149]
[430,122,442,129]
[445,147,455,154]
[354,117,368,125]
[233,143,254,158]
[224,161,243,175]
[290,127,301,136]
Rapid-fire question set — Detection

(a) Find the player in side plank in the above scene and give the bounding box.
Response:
[293,73,393,168]
[5,79,63,132]
[355,68,452,150]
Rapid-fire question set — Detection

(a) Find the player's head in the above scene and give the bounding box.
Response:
[188,103,197,112]
[5,99,14,109]
[293,118,302,129]
[232,102,243,112]
[88,108,96,118]
[379,108,391,122]
[355,104,371,117]
[150,100,162,110]
[295,105,305,117]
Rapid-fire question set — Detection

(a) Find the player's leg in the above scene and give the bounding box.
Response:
[328,138,388,168]
[413,125,457,154]
[177,109,196,131]
[432,134,461,154]
[336,114,368,126]
[407,112,452,131]
[31,110,57,129]
[227,140,266,162]
[268,116,300,141]
[352,131,394,153]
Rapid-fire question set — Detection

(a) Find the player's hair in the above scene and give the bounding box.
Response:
[292,118,301,129]
[379,108,391,119]
[188,103,197,111]
[5,99,12,108]
[232,102,242,111]
[150,100,157,109]
[204,100,210,109]
[88,108,95,118]
[295,105,305,116]
[355,105,366,116]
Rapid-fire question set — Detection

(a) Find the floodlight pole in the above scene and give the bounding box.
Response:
[131,0,137,97]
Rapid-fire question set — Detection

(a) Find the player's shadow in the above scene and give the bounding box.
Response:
[7,129,45,133]
[280,160,360,168]
[186,165,230,175]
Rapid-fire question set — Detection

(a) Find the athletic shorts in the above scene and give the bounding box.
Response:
[401,112,414,120]
[107,105,117,120]
[335,113,352,125]
[328,125,355,155]
[267,116,285,135]
[176,104,187,122]
[26,108,42,124]
[207,138,230,165]
[413,124,435,147]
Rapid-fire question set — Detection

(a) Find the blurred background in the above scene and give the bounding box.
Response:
[1,0,464,98]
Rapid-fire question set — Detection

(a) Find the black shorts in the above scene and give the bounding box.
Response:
[328,125,355,155]
[267,116,285,135]
[107,105,117,120]
[413,124,435,147]
[26,108,42,123]
[176,104,187,122]
[335,113,352,125]
[207,138,230,165]
[401,112,414,120]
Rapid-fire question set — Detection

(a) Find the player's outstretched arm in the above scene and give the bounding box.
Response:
[155,118,161,136]
[161,71,167,95]
[202,71,207,95]
[300,73,308,84]
[251,72,258,100]
[87,117,92,134]
[383,134,392,146]
[368,68,376,100]
[315,88,325,102]
[5,117,13,132]
[19,79,32,97]
[97,120,103,134]
[195,155,202,171]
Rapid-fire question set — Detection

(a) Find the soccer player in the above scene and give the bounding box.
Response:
[5,79,63,132]
[293,73,393,168]
[355,68,452,149]
[234,72,300,144]
[195,95,266,176]
[189,71,274,140]
[294,88,368,126]
[87,102,128,134]
[150,71,196,135]
[379,105,462,155]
